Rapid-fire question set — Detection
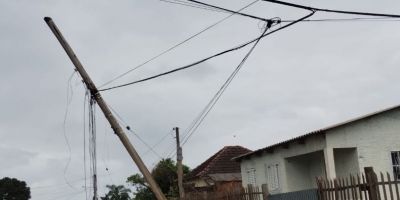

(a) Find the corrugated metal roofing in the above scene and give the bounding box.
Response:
[233,104,400,161]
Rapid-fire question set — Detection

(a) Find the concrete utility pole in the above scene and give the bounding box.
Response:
[174,127,185,199]
[44,17,167,200]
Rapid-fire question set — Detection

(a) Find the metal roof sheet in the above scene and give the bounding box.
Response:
[233,104,400,161]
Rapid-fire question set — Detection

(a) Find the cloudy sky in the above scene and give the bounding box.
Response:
[1,0,400,199]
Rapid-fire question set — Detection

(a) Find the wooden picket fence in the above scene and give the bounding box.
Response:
[316,167,400,200]
[183,184,268,200]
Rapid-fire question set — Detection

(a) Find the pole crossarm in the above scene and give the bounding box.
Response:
[44,17,167,200]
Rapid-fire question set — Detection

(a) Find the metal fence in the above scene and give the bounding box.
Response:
[183,184,267,200]
[183,185,318,200]
[269,189,319,200]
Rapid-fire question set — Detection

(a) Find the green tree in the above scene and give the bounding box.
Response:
[101,185,131,200]
[0,177,31,200]
[127,158,190,200]
[127,174,154,200]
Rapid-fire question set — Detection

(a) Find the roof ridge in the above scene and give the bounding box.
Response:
[234,104,400,161]
[186,145,252,180]
[199,146,229,176]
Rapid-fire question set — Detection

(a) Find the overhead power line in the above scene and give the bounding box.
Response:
[282,17,400,23]
[262,0,400,18]
[180,12,315,146]
[107,104,163,159]
[161,0,400,23]
[99,18,284,91]
[187,0,269,22]
[160,0,229,13]
[165,0,400,22]
[99,0,260,88]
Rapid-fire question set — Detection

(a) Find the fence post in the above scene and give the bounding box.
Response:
[315,177,324,200]
[262,184,269,200]
[365,167,379,200]
[248,184,254,200]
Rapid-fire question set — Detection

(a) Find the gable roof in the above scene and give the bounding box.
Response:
[233,104,400,161]
[186,146,252,180]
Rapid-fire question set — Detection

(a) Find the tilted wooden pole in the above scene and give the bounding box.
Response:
[44,17,167,200]
[174,127,185,199]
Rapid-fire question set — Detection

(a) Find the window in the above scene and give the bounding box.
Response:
[246,168,256,186]
[265,164,280,191]
[392,151,400,180]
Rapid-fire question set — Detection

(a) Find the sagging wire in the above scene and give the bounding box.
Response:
[88,95,99,200]
[180,12,315,146]
[98,17,281,92]
[83,89,89,200]
[62,70,78,190]
[262,0,400,18]
[107,104,163,159]
[98,0,260,89]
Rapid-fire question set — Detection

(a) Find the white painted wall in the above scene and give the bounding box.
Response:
[285,151,325,191]
[326,108,400,175]
[240,134,326,194]
[333,148,359,178]
[240,107,400,194]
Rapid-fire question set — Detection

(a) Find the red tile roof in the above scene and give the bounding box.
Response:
[186,146,252,180]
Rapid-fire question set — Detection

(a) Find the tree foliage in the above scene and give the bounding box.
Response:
[101,185,131,200]
[127,158,190,200]
[0,177,31,200]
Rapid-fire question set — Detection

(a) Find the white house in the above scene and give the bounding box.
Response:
[233,105,400,194]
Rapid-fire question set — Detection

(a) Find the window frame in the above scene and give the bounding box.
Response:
[391,151,400,180]
[246,167,257,186]
[265,163,280,191]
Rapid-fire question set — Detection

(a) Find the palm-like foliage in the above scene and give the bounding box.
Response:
[101,185,131,200]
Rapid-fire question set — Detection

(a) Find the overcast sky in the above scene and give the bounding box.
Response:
[1,0,400,199]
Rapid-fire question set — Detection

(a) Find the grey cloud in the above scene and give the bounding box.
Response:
[2,0,400,199]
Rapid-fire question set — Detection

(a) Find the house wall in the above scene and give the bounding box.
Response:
[187,178,212,188]
[326,108,400,176]
[333,148,359,178]
[240,134,326,194]
[240,107,400,194]
[285,151,325,191]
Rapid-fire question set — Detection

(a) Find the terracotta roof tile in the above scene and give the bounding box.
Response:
[186,146,252,180]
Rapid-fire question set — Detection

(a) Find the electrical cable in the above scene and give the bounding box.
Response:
[181,21,271,146]
[102,121,115,186]
[180,12,315,146]
[98,0,260,89]
[100,1,400,92]
[88,96,98,200]
[142,129,174,156]
[83,90,89,200]
[100,0,400,90]
[282,17,400,23]
[262,0,400,18]
[159,0,229,13]
[30,173,113,190]
[99,17,283,92]
[62,70,78,190]
[187,0,268,22]
[128,128,163,159]
[163,0,400,23]
[107,104,163,159]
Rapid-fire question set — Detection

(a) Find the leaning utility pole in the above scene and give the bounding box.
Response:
[174,127,185,199]
[44,17,167,200]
